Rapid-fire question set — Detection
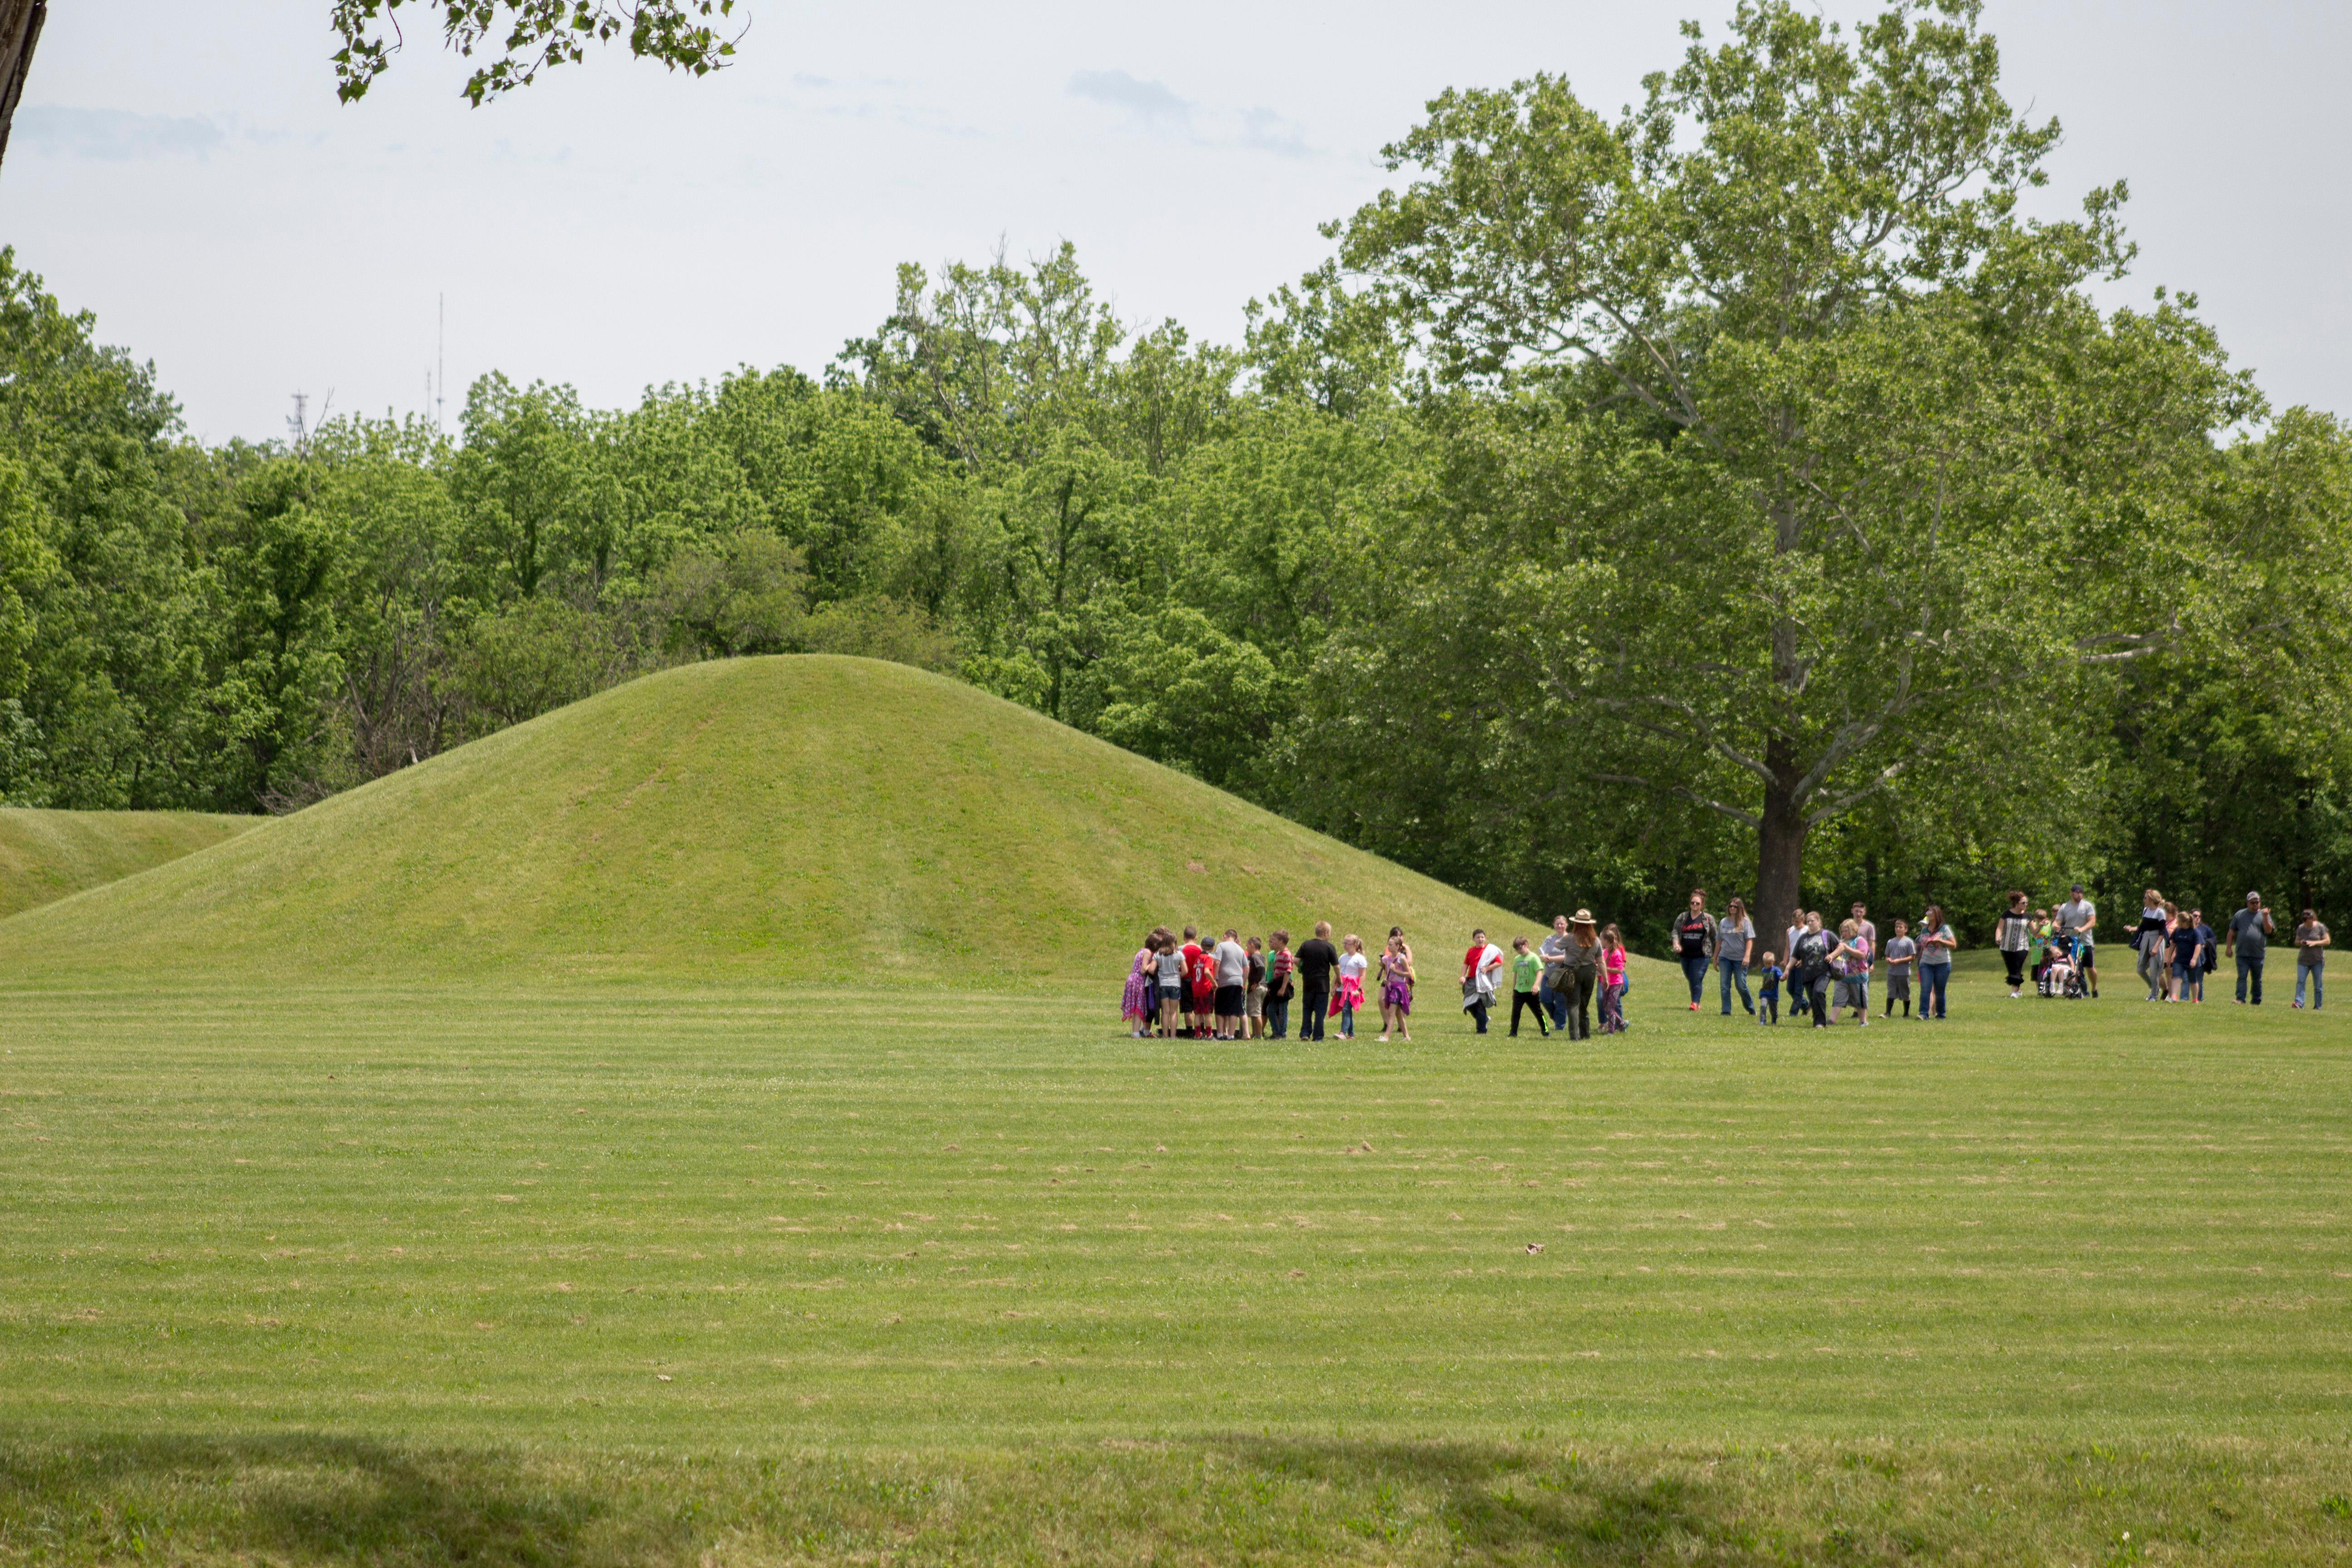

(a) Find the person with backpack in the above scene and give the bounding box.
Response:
[1672,890,1715,1011]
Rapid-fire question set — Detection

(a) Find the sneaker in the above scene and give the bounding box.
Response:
[1377,1034,1389,1042]
[1689,1001,1699,1011]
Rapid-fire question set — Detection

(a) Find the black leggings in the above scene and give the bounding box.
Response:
[1509,990,1548,1035]
[2002,949,2027,987]
[1559,969,1595,1039]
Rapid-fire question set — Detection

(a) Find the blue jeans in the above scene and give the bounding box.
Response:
[2173,960,2200,1000]
[1718,956,1753,1014]
[1541,981,1568,1031]
[1920,964,1950,1018]
[1681,952,1710,1003]
[2237,955,2264,1004]
[2297,964,2322,1008]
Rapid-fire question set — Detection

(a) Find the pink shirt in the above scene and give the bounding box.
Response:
[1602,946,1627,984]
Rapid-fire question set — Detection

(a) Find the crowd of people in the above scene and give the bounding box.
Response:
[1118,887,2334,1039]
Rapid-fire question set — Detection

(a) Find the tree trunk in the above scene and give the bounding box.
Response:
[1757,732,1808,941]
[0,0,44,169]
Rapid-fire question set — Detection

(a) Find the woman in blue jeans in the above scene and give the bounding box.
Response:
[1673,890,1714,1011]
[1916,903,1956,1018]
[1716,895,1756,1014]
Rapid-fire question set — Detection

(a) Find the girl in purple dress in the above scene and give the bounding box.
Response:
[1122,934,1159,1037]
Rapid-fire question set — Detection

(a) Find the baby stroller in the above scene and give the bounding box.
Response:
[2037,934,2088,999]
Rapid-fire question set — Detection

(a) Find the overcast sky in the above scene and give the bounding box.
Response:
[5,0,2346,443]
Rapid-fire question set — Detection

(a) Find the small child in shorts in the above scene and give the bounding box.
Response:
[1882,919,1916,1019]
[1757,951,1782,1024]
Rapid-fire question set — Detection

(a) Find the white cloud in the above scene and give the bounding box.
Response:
[15,106,225,161]
[1068,69,1191,124]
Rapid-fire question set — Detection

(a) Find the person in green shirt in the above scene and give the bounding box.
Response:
[1508,937,1549,1037]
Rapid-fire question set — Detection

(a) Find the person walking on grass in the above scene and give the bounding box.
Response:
[1791,912,1834,1028]
[1460,928,1505,1034]
[1882,919,1916,1017]
[2170,909,2204,1003]
[1834,918,1872,1024]
[2294,908,2329,1009]
[1539,915,1573,1033]
[2230,892,2275,1004]
[1336,935,1368,1039]
[2057,884,2099,998]
[1755,951,1783,1024]
[1558,911,1601,1041]
[1598,924,1630,1034]
[2133,889,2171,1001]
[1673,891,1715,1011]
[1917,905,1956,1019]
[1997,891,2033,999]
[1295,923,1338,1041]
[1717,897,1757,1016]
[1377,936,1415,1042]
[1508,937,1548,1037]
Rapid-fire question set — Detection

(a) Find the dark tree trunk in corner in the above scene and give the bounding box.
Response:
[1757,732,1807,940]
[0,0,45,170]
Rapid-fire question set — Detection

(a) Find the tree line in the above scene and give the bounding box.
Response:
[2,1,2347,951]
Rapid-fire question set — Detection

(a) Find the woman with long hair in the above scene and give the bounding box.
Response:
[1996,891,2032,999]
[1597,924,1630,1034]
[1917,905,1956,1019]
[1123,933,1158,1037]
[1716,896,1756,1016]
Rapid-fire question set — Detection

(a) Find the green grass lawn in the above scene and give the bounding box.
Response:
[5,958,2349,1563]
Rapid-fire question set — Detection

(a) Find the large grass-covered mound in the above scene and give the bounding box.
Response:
[0,807,257,919]
[0,656,1533,987]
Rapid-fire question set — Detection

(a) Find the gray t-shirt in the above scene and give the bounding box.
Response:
[1155,950,1183,985]
[2296,921,2329,965]
[2230,907,2271,957]
[2058,898,2096,939]
[1716,916,1754,961]
[1214,939,1249,985]
[1883,935,1917,976]
[1918,924,1955,966]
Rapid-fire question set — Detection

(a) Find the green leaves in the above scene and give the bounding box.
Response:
[331,1,740,107]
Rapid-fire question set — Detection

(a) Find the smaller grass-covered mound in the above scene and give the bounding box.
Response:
[0,808,257,920]
[0,657,1536,988]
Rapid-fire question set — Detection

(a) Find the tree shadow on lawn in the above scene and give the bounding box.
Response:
[0,1432,690,1568]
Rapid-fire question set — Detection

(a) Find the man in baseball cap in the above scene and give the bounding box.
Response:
[2056,883,2099,998]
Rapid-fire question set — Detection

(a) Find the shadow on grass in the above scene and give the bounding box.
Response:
[0,1433,689,1568]
[1212,1434,1782,1562]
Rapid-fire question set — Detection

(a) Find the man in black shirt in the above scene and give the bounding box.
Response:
[1295,922,1340,1041]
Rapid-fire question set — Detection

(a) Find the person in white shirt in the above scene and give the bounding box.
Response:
[1461,927,1504,1034]
[2056,883,2099,998]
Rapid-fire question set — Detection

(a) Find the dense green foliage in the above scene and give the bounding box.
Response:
[2,1,2348,949]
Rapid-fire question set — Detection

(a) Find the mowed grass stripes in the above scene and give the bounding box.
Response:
[5,967,2346,1449]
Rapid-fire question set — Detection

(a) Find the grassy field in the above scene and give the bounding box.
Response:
[5,962,2349,1564]
[0,808,255,920]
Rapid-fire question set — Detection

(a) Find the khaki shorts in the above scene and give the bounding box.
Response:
[1245,985,1267,1017]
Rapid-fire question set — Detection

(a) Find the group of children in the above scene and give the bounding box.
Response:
[1120,923,1426,1042]
[1122,913,1642,1042]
